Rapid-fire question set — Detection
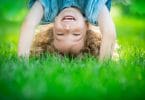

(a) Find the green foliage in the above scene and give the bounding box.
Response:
[0,0,27,21]
[113,0,145,16]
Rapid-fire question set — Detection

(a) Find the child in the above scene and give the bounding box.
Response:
[18,0,116,60]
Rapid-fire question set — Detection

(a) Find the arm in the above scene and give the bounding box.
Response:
[98,5,116,61]
[18,1,43,57]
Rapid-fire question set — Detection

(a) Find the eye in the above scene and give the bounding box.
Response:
[73,33,81,36]
[57,33,64,36]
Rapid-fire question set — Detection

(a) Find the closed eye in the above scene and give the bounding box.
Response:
[57,33,64,36]
[73,33,81,36]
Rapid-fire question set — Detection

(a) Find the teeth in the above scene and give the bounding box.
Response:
[64,18,74,20]
[62,16,75,21]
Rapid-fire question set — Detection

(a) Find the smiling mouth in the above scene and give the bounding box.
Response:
[62,15,76,21]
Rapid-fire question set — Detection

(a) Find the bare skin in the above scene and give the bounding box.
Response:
[53,7,87,55]
[18,1,116,60]
[98,5,116,60]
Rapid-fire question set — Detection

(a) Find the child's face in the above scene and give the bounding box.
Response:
[53,7,87,55]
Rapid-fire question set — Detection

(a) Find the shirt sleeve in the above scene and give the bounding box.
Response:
[106,0,112,11]
[85,0,111,25]
[28,0,59,23]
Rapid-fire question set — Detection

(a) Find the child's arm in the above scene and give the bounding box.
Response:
[18,1,44,57]
[98,5,116,61]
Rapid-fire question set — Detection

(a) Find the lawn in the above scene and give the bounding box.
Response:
[0,3,145,100]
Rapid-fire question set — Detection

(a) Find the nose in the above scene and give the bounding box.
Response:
[63,24,71,31]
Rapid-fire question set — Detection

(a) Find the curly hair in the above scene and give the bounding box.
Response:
[30,24,102,58]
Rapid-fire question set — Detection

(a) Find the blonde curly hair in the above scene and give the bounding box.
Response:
[30,24,102,58]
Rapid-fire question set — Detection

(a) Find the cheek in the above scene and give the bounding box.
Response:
[75,21,87,30]
[54,17,62,28]
[54,23,63,35]
[54,22,61,30]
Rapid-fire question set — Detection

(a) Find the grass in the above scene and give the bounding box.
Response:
[0,13,145,100]
[0,47,145,100]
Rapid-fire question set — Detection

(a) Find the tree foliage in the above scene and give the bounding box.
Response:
[113,0,145,16]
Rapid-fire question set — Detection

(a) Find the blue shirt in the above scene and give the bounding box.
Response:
[29,0,111,26]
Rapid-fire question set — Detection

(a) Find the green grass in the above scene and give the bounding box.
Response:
[0,47,145,100]
[0,15,145,99]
